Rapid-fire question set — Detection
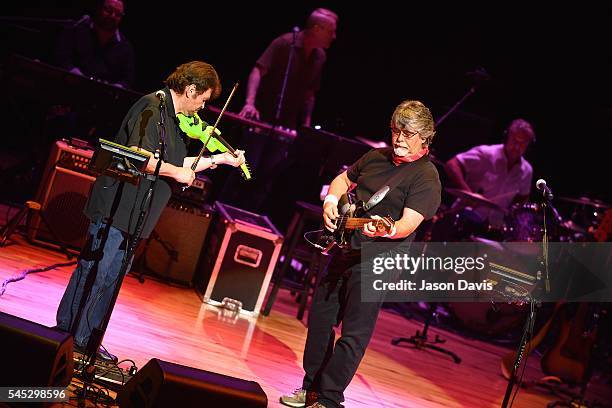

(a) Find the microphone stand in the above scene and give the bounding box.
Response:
[435,67,490,128]
[429,69,488,162]
[500,297,537,408]
[434,86,478,128]
[270,26,299,135]
[251,27,298,211]
[500,188,552,408]
[77,93,167,403]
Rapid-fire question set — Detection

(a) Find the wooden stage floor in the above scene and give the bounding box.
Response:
[0,235,610,407]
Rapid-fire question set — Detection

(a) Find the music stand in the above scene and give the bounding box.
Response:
[89,138,150,185]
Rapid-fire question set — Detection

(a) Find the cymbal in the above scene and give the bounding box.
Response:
[445,188,506,212]
[558,196,610,209]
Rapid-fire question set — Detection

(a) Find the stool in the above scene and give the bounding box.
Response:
[263,201,326,320]
[0,200,72,259]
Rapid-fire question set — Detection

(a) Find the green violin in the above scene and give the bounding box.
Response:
[177,112,251,180]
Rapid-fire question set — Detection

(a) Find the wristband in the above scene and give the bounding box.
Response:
[210,156,217,169]
[383,225,397,238]
[323,194,339,207]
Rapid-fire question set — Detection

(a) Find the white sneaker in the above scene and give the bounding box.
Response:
[280,388,306,407]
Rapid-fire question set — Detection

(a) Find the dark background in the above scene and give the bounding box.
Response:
[1,1,610,209]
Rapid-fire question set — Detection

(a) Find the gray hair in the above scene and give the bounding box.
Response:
[390,100,436,146]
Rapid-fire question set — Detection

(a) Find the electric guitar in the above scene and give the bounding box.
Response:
[315,194,394,255]
[540,303,598,385]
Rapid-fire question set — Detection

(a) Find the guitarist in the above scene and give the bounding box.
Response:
[281,100,441,408]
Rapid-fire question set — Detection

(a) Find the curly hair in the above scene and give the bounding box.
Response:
[165,61,221,99]
[390,100,436,146]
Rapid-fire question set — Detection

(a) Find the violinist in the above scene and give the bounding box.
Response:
[55,61,245,360]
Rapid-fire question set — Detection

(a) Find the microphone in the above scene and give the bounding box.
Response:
[155,90,166,110]
[291,26,299,44]
[536,179,553,200]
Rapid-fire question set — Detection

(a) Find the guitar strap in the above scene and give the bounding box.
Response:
[362,166,409,212]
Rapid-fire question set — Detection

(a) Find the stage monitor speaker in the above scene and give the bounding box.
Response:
[28,140,95,251]
[0,311,73,387]
[133,200,214,286]
[117,358,268,408]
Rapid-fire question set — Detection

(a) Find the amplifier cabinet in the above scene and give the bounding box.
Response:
[28,140,95,251]
[195,202,283,316]
[134,201,214,286]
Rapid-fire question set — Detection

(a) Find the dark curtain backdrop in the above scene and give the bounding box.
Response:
[1,1,610,203]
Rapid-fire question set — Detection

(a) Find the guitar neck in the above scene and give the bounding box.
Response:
[344,218,379,229]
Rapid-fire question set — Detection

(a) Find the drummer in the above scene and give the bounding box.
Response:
[445,118,536,231]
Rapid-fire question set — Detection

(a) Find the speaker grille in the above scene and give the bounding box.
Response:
[43,168,93,244]
[134,201,214,286]
[29,141,95,251]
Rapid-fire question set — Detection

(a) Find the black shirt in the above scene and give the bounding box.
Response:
[53,19,135,88]
[255,32,326,129]
[84,88,187,238]
[346,148,441,248]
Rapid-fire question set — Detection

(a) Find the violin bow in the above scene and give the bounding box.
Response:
[191,81,240,170]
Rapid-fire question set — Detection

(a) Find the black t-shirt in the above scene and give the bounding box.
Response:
[255,32,326,129]
[53,20,135,88]
[84,88,187,238]
[346,147,441,248]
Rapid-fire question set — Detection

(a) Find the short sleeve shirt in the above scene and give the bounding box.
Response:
[346,148,441,248]
[455,144,533,226]
[84,88,187,238]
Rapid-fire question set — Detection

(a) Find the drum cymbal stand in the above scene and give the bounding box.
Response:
[391,301,462,364]
[390,233,462,364]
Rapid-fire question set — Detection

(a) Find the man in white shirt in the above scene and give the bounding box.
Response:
[445,118,535,229]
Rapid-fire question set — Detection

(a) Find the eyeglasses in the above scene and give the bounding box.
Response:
[390,127,419,140]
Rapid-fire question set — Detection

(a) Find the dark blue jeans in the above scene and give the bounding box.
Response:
[56,220,132,348]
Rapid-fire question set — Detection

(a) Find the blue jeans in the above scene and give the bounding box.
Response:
[56,220,132,348]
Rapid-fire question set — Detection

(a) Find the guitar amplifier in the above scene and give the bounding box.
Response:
[28,140,96,251]
[194,202,283,316]
[133,200,214,286]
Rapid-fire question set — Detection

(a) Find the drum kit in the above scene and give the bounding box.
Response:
[422,187,609,244]
[424,187,610,338]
